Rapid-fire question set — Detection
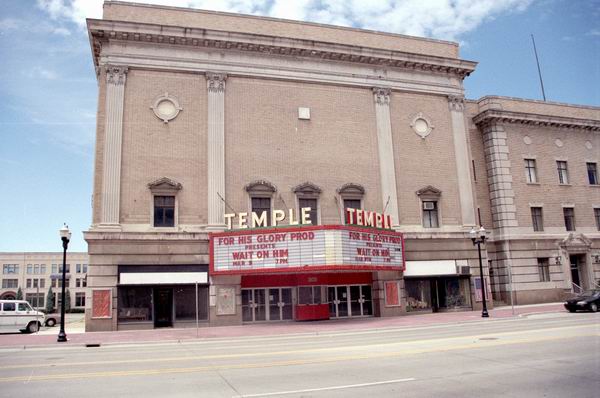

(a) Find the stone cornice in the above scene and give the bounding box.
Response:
[473,108,600,131]
[87,19,476,80]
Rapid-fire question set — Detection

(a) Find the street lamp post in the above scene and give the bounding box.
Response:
[470,226,489,318]
[58,224,71,342]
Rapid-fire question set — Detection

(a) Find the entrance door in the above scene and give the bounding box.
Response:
[243,288,292,322]
[267,288,293,321]
[329,286,372,318]
[154,288,173,327]
[268,288,281,321]
[570,255,581,290]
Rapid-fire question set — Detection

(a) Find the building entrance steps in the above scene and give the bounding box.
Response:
[0,303,566,349]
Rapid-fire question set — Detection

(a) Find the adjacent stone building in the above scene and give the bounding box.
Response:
[84,1,599,331]
[1,252,89,311]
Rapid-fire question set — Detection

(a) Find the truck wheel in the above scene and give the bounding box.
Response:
[27,321,40,333]
[46,318,56,327]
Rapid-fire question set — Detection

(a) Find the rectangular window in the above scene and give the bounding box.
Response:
[118,286,153,322]
[422,201,439,228]
[40,264,46,274]
[594,208,600,231]
[174,286,209,321]
[525,159,537,183]
[153,195,175,227]
[557,161,569,184]
[563,207,576,231]
[587,163,598,185]
[51,264,57,274]
[531,207,544,231]
[76,278,80,288]
[40,279,45,288]
[298,286,322,305]
[2,279,18,288]
[538,258,550,282]
[76,264,81,273]
[58,264,70,273]
[27,264,33,274]
[26,279,32,288]
[298,198,318,225]
[82,264,88,273]
[33,279,38,288]
[2,302,15,311]
[343,199,361,210]
[52,278,64,288]
[3,264,19,274]
[34,264,40,274]
[251,197,271,226]
[82,278,87,288]
[75,292,86,307]
[25,293,44,308]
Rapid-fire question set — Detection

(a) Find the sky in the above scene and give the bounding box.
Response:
[0,0,598,253]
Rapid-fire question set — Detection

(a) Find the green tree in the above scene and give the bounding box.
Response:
[65,289,71,313]
[16,287,23,300]
[46,286,54,313]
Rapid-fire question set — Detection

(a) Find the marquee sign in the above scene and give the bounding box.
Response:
[210,225,405,274]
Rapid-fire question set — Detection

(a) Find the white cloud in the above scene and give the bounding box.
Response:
[588,29,600,36]
[36,0,535,41]
[23,66,59,80]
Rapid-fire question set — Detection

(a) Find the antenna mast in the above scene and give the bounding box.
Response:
[531,34,547,101]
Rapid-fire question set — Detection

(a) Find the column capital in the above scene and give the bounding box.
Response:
[105,65,128,85]
[373,87,391,105]
[206,72,227,93]
[448,95,466,112]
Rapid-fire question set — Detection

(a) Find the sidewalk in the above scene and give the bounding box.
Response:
[0,303,566,349]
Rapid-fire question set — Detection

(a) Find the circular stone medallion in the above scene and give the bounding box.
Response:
[151,93,182,123]
[585,141,593,150]
[523,136,532,145]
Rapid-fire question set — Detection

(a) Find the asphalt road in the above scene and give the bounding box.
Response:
[0,312,598,397]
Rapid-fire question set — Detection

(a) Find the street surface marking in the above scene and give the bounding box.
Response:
[0,331,597,383]
[0,323,596,371]
[234,378,416,397]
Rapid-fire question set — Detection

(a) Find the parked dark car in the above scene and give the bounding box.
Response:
[564,290,600,313]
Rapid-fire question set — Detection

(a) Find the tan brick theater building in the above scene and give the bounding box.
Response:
[84,1,600,331]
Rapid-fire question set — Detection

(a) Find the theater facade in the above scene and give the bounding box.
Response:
[84,1,600,331]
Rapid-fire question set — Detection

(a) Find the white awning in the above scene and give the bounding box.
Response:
[120,272,208,285]
[404,260,457,277]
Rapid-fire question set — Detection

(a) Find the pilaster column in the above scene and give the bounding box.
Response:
[100,65,128,227]
[481,121,518,232]
[373,87,399,226]
[448,95,477,227]
[207,72,227,227]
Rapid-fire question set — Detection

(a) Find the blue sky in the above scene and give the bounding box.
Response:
[0,0,598,253]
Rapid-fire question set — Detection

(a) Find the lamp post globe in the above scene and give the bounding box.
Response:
[58,224,71,342]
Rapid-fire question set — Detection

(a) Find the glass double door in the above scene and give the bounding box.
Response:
[328,285,372,318]
[242,288,293,322]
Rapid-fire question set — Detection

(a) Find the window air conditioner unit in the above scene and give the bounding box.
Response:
[423,202,435,210]
[456,266,471,275]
